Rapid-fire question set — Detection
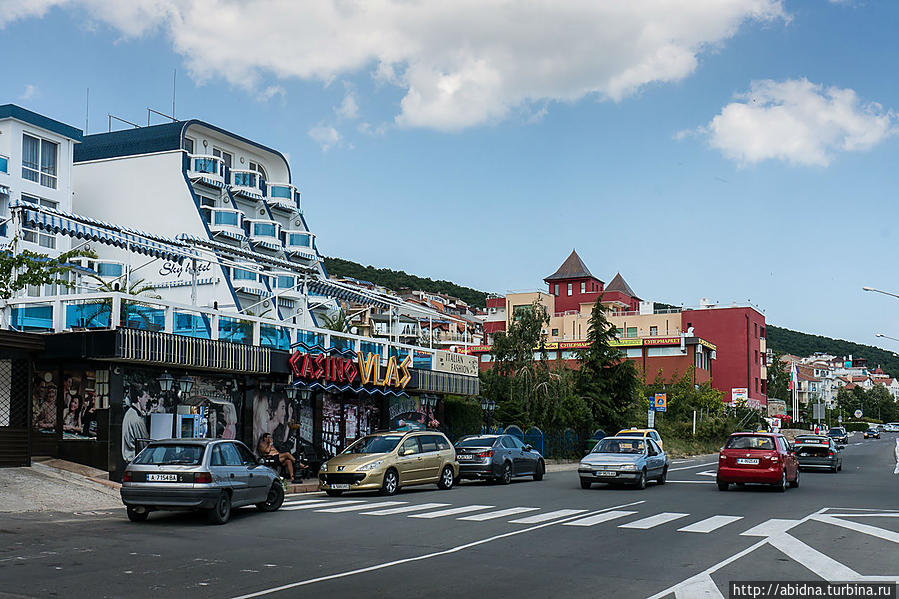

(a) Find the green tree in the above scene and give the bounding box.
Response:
[318,311,350,332]
[576,296,641,431]
[766,352,790,403]
[0,239,96,300]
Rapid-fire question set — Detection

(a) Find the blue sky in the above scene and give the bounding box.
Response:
[1,1,898,348]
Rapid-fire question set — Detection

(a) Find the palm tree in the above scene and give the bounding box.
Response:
[75,275,162,330]
[318,311,349,333]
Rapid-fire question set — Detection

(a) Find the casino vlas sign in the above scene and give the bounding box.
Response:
[289,351,412,389]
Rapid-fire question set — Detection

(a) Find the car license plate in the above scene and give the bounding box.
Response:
[147,473,178,482]
[458,455,474,460]
[330,483,350,490]
[736,458,759,465]
[597,471,616,477]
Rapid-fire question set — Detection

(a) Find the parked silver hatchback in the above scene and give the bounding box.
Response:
[120,438,284,524]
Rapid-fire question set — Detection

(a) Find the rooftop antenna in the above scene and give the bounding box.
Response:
[85,88,89,133]
[172,68,176,120]
[108,114,140,132]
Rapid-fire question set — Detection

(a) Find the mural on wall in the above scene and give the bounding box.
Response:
[388,396,436,430]
[61,368,108,440]
[321,395,380,457]
[252,389,308,458]
[32,369,58,434]
[121,368,242,462]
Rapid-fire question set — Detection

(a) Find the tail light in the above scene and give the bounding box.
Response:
[828,451,834,457]
[476,450,494,459]
[122,471,132,482]
[194,472,213,484]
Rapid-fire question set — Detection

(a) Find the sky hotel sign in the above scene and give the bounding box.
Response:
[289,351,412,389]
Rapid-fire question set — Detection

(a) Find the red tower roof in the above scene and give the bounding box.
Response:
[544,250,601,282]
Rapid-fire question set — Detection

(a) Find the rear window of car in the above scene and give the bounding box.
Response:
[724,435,775,450]
[456,436,497,448]
[828,428,844,434]
[133,444,205,466]
[419,436,439,452]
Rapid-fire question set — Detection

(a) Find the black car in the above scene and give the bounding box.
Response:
[455,434,545,484]
[863,427,881,439]
[793,435,842,472]
[826,426,848,445]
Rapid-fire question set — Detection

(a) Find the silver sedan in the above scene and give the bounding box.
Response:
[578,436,669,490]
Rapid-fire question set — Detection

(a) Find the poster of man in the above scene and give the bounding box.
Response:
[121,378,160,462]
[32,370,58,433]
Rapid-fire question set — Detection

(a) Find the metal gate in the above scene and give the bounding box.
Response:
[0,358,31,467]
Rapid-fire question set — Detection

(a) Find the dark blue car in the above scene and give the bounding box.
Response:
[454,434,545,484]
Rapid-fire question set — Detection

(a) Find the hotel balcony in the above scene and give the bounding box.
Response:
[203,207,247,243]
[245,218,282,251]
[271,272,303,300]
[230,263,267,295]
[187,154,226,187]
[0,153,8,174]
[282,229,315,258]
[265,182,301,213]
[229,169,265,200]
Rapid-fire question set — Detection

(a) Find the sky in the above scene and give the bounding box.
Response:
[1,0,898,348]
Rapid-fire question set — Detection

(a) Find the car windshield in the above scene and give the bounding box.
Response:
[725,435,775,450]
[867,428,878,432]
[592,438,645,454]
[343,435,403,454]
[133,444,205,465]
[456,436,497,448]
[828,428,843,434]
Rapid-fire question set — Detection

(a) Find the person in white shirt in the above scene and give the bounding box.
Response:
[122,385,152,462]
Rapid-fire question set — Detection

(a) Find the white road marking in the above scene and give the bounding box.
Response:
[740,518,802,537]
[667,480,716,484]
[678,515,743,533]
[283,500,362,511]
[563,510,637,527]
[409,505,494,519]
[361,503,449,516]
[229,501,644,599]
[812,514,899,543]
[669,462,718,471]
[458,507,539,521]
[767,533,861,580]
[619,512,689,529]
[315,501,406,513]
[282,499,330,507]
[697,470,717,477]
[673,573,724,599]
[508,509,587,524]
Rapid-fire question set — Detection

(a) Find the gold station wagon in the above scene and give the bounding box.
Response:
[319,430,459,496]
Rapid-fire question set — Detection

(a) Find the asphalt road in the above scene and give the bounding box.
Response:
[1,433,898,599]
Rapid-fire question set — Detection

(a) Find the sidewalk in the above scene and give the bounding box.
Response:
[0,459,122,513]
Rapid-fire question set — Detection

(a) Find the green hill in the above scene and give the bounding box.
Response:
[766,324,899,375]
[323,256,488,308]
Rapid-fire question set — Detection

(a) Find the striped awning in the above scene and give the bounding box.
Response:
[234,286,265,296]
[286,247,318,261]
[253,239,283,252]
[10,201,193,263]
[233,188,264,201]
[213,230,249,243]
[178,234,316,273]
[307,279,391,308]
[0,185,9,196]
[191,176,224,189]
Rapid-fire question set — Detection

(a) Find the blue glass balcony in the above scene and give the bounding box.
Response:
[285,231,312,248]
[213,210,241,227]
[269,184,292,199]
[0,155,8,174]
[174,311,212,339]
[66,302,111,329]
[252,222,278,238]
[260,325,291,351]
[192,157,221,175]
[232,171,258,188]
[11,305,54,332]
[329,336,353,352]
[219,316,252,344]
[122,302,165,331]
[297,330,324,349]
[360,341,381,357]
[413,350,433,370]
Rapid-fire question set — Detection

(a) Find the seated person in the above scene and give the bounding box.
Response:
[258,433,306,482]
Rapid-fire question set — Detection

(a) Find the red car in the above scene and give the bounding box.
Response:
[716,432,799,492]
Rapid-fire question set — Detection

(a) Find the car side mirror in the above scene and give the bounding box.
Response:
[523,444,533,451]
[399,448,409,456]
[257,457,266,465]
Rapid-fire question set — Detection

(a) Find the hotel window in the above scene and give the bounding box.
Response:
[551,328,559,336]
[286,232,311,247]
[567,283,572,296]
[650,326,658,336]
[213,211,240,227]
[276,275,294,289]
[252,222,277,237]
[212,147,232,169]
[22,134,58,189]
[232,268,256,281]
[199,196,216,208]
[183,137,195,153]
[21,195,57,248]
[249,161,268,179]
[755,378,759,393]
[96,263,124,278]
[760,326,765,338]
[580,282,585,294]
[754,322,758,337]
[626,327,637,338]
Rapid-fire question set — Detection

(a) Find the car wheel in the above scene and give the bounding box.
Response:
[580,478,592,489]
[500,462,512,485]
[380,468,399,496]
[635,469,647,490]
[775,470,787,493]
[789,469,800,488]
[533,460,545,481]
[257,481,285,512]
[325,489,344,497]
[126,506,149,522]
[837,463,842,471]
[437,466,455,490]
[207,491,231,525]
[657,466,668,485]
[717,481,729,491]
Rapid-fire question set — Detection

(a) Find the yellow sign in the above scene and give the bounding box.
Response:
[358,353,412,389]
[610,338,643,347]
[698,339,717,351]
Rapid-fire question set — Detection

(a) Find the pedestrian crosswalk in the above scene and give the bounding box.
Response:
[280,497,751,536]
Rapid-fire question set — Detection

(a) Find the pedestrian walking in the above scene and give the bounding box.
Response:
[894,438,899,475]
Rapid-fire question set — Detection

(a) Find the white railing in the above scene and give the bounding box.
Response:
[0,291,440,361]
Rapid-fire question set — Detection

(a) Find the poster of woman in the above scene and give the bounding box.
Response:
[32,370,58,433]
[61,369,100,439]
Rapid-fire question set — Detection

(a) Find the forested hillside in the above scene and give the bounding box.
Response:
[767,324,899,375]
[323,256,488,308]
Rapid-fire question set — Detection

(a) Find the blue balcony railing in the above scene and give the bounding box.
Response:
[11,305,54,332]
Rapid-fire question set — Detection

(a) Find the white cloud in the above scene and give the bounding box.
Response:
[308,125,341,151]
[257,85,286,103]
[336,92,359,120]
[691,78,895,166]
[20,84,37,100]
[0,0,788,131]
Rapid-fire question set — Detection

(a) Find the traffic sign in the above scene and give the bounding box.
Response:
[647,409,655,428]
[854,409,863,419]
[654,393,667,412]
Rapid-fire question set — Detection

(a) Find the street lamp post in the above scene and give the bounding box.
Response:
[479,397,496,432]
[158,371,194,438]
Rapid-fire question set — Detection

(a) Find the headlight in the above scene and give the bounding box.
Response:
[579,462,592,469]
[619,464,637,471]
[357,460,383,472]
[319,462,328,472]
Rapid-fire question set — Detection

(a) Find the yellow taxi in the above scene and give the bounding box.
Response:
[614,428,663,450]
